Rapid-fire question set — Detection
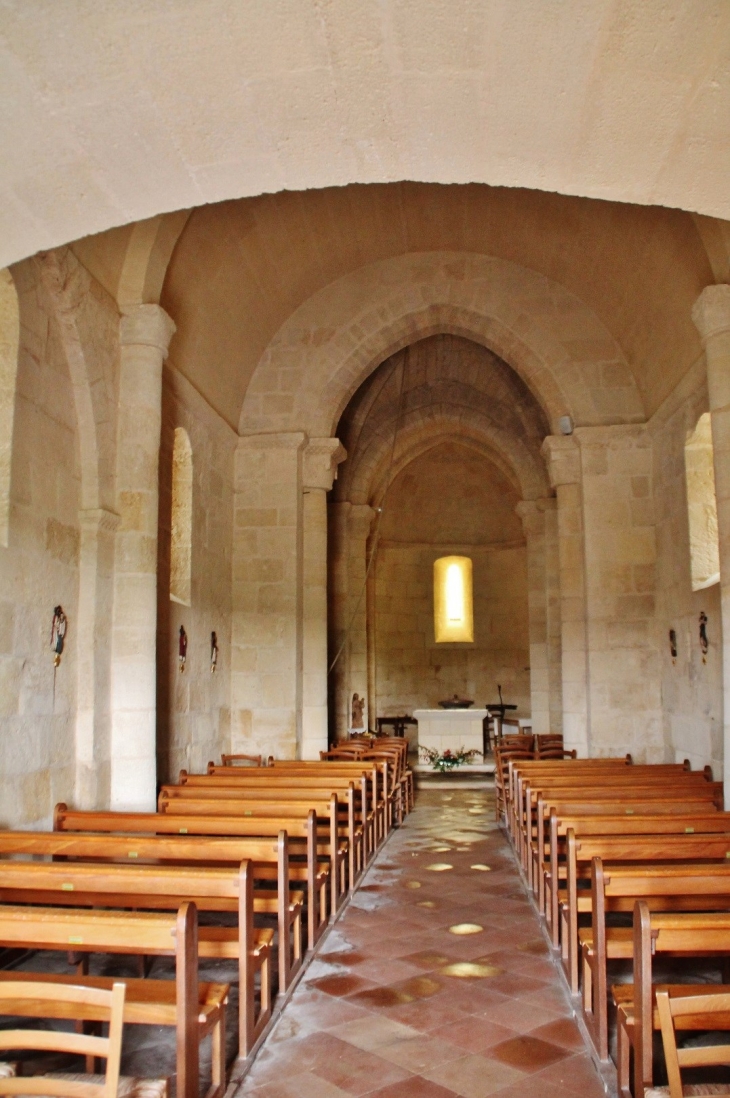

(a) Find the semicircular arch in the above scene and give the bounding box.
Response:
[239,252,644,438]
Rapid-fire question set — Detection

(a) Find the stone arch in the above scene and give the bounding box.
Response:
[117,212,191,308]
[239,252,645,439]
[36,248,118,512]
[0,269,19,547]
[346,411,548,508]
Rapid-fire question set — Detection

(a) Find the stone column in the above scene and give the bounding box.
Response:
[576,425,660,761]
[544,499,564,733]
[301,439,346,758]
[110,305,175,810]
[75,507,119,809]
[327,502,375,740]
[231,433,306,759]
[542,435,590,755]
[693,285,730,800]
[347,504,376,733]
[516,498,557,734]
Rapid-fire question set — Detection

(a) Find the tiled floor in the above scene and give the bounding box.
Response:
[234,788,606,1098]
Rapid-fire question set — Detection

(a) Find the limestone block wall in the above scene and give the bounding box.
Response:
[374,544,530,719]
[578,426,663,761]
[652,386,723,777]
[0,261,82,826]
[157,369,236,782]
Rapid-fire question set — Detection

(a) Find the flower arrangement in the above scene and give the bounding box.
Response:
[419,745,480,772]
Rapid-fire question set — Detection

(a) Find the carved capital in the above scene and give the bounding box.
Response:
[692,285,730,347]
[541,435,581,489]
[303,438,347,492]
[120,304,176,357]
[78,507,121,535]
[516,498,554,537]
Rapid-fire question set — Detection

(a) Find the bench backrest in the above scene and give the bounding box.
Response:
[54,804,312,839]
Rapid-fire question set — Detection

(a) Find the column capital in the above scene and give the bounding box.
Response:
[303,438,347,492]
[541,435,581,489]
[516,497,556,536]
[236,431,306,455]
[120,304,176,357]
[692,285,730,346]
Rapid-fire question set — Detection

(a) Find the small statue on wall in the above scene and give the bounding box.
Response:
[210,631,219,674]
[50,606,67,668]
[699,612,709,663]
[179,625,188,673]
[351,693,365,729]
[669,628,677,664]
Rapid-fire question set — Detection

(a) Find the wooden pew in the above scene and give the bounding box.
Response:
[582,859,730,1061]
[0,860,269,1059]
[616,902,730,1098]
[514,769,720,867]
[54,805,329,951]
[560,829,730,994]
[191,766,380,858]
[511,762,711,855]
[537,806,729,920]
[0,829,301,996]
[156,793,349,921]
[0,903,219,1098]
[506,756,634,838]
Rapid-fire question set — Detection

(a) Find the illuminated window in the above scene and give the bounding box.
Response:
[685,413,720,592]
[434,556,474,642]
[170,427,193,606]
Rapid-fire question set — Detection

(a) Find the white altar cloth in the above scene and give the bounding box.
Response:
[414,708,488,758]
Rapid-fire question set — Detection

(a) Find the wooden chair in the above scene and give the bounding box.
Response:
[0,979,155,1098]
[650,989,730,1097]
[220,754,262,767]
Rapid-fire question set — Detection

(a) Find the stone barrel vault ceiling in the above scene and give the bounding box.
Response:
[158,183,713,429]
[1,0,730,268]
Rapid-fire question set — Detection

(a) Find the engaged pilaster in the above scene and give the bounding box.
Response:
[231,433,307,759]
[517,498,561,734]
[110,304,175,810]
[542,435,589,755]
[693,285,730,802]
[302,439,346,758]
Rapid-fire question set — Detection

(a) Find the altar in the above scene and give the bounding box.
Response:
[413,708,488,759]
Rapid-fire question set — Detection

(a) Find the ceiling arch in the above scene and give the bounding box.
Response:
[2,1,729,268]
[240,251,643,437]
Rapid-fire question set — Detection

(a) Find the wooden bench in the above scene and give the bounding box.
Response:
[615,902,730,1098]
[582,859,730,1061]
[0,903,222,1098]
[156,793,349,922]
[538,807,730,923]
[192,766,380,860]
[0,860,269,1060]
[511,763,713,859]
[0,829,301,997]
[54,806,328,952]
[560,829,730,994]
[514,771,721,867]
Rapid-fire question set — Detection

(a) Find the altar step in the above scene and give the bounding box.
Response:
[413,759,495,789]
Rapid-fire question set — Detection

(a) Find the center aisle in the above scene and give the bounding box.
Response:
[235,788,606,1098]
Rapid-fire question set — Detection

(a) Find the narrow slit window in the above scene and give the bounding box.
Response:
[685,413,720,592]
[434,555,473,642]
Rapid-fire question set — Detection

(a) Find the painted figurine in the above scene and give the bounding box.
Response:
[210,631,219,673]
[51,606,67,667]
[351,692,365,729]
[179,625,188,672]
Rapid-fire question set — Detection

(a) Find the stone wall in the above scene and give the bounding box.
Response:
[0,260,83,826]
[157,368,236,782]
[652,382,723,776]
[374,544,530,718]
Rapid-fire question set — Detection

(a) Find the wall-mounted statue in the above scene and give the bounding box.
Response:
[669,628,677,663]
[699,612,709,663]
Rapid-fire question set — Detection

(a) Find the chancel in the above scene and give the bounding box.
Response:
[2,4,730,1096]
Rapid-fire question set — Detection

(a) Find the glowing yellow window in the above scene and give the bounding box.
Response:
[434,556,474,643]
